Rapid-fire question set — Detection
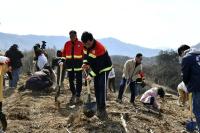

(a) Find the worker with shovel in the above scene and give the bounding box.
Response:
[81,31,112,119]
[117,53,143,106]
[62,30,84,104]
[178,44,200,132]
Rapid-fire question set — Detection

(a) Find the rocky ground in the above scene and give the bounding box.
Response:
[1,76,196,133]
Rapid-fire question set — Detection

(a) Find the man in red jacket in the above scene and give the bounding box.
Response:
[62,30,84,103]
[81,31,112,119]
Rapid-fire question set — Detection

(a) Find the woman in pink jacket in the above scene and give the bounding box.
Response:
[140,87,165,109]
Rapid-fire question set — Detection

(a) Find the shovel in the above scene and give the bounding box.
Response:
[186,93,197,132]
[55,63,63,103]
[83,73,97,118]
[123,80,131,99]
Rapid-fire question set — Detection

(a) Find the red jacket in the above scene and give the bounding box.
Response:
[83,40,112,77]
[62,39,83,71]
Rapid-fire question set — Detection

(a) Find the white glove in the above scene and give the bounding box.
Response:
[59,62,64,66]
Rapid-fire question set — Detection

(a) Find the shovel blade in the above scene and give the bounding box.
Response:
[83,102,97,118]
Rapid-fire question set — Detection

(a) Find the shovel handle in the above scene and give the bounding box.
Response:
[87,80,91,95]
[189,93,193,119]
[55,64,63,102]
[58,64,63,86]
[124,80,130,94]
[83,70,91,95]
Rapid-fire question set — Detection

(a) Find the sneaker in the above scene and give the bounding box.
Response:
[116,98,123,104]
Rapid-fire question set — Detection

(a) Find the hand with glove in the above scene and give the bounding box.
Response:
[82,64,90,70]
[59,61,64,66]
[86,75,92,81]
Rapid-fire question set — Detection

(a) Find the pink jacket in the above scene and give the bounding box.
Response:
[140,87,159,108]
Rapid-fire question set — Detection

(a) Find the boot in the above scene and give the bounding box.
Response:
[97,109,108,120]
[76,96,82,104]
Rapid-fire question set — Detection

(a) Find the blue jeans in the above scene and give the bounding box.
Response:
[192,92,200,131]
[9,68,21,88]
[118,78,137,103]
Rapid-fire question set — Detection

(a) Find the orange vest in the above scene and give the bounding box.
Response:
[62,39,83,71]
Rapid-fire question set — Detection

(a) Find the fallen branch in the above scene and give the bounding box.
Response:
[65,128,71,133]
[120,113,129,133]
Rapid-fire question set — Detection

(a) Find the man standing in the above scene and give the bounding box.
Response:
[178,45,200,131]
[5,44,24,89]
[62,30,83,103]
[81,31,112,119]
[117,53,143,105]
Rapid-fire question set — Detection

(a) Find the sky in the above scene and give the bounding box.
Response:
[0,0,200,49]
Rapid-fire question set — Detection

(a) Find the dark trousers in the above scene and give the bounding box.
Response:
[143,97,155,105]
[94,72,109,111]
[192,92,200,131]
[108,78,116,92]
[9,68,21,88]
[68,71,82,97]
[118,78,137,103]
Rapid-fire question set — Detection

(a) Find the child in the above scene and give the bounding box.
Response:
[140,87,165,110]
[177,81,188,107]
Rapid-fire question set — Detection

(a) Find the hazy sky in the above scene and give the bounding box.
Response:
[0,0,200,49]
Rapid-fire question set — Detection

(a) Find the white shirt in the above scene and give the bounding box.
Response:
[0,56,9,64]
[177,81,188,93]
[37,54,48,70]
[108,68,115,79]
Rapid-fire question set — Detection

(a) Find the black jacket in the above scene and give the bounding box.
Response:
[83,40,112,77]
[5,47,24,69]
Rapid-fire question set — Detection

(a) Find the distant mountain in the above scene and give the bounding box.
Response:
[100,37,160,57]
[0,32,161,57]
[0,32,67,51]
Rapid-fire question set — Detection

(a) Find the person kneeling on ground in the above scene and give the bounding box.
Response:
[140,87,165,110]
[19,65,56,92]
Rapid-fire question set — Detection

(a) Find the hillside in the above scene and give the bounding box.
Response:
[0,32,161,57]
[193,43,200,49]
[2,76,193,133]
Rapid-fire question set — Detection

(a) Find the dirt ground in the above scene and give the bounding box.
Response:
[1,76,195,133]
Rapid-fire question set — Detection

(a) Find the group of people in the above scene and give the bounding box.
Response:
[0,44,24,131]
[52,30,164,119]
[0,30,200,132]
[56,31,113,117]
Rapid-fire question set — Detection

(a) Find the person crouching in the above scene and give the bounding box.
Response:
[140,87,165,110]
